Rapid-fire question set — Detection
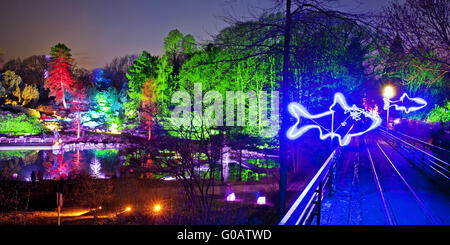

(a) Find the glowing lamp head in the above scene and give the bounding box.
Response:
[383,85,395,99]
[153,204,162,213]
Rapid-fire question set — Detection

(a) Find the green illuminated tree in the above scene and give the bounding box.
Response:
[141,78,158,140]
[0,113,45,135]
[125,51,158,124]
[164,29,197,75]
[105,87,126,130]
[155,55,173,117]
[427,101,450,123]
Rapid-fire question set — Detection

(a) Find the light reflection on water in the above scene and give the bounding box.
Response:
[0,148,121,181]
[0,147,277,182]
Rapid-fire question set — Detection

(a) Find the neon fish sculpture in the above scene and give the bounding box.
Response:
[383,93,427,113]
[287,93,381,146]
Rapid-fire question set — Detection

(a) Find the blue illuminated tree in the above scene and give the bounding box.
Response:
[93,68,112,90]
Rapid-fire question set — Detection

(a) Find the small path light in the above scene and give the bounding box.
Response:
[153,204,162,213]
[226,192,236,202]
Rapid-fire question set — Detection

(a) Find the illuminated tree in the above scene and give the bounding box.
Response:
[1,55,48,101]
[103,87,126,131]
[1,70,39,106]
[104,54,139,90]
[2,70,22,90]
[0,114,45,135]
[155,55,173,114]
[427,101,450,123]
[21,84,39,106]
[70,82,87,139]
[45,43,76,110]
[164,29,197,75]
[92,68,112,89]
[125,51,158,124]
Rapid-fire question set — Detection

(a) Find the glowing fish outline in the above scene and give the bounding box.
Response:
[383,93,427,113]
[287,92,382,146]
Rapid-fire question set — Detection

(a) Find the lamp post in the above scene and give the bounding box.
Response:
[383,85,396,129]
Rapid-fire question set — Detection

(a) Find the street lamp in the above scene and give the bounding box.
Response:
[383,85,396,129]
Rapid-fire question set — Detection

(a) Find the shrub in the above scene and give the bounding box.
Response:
[427,101,450,123]
[0,113,45,135]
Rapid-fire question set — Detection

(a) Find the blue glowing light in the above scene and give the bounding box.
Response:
[287,92,381,146]
[383,93,427,113]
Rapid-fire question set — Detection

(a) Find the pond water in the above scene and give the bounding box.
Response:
[0,148,123,181]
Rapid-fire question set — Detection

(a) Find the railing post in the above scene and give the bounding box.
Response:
[328,170,334,197]
[316,180,323,225]
[328,161,336,197]
[331,151,339,195]
[422,144,425,167]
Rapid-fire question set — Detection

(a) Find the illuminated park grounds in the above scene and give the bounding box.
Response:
[0,0,448,228]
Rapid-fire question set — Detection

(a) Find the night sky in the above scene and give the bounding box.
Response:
[0,0,391,69]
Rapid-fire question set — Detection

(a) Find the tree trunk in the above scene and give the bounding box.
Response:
[279,0,292,222]
[77,112,81,139]
[239,148,243,181]
[220,145,224,182]
[62,96,67,110]
[148,120,152,140]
